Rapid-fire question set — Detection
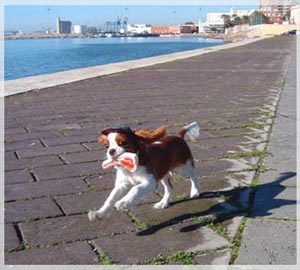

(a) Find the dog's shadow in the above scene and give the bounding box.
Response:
[137,171,296,236]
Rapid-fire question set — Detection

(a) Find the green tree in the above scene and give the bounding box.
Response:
[184,21,195,25]
[242,15,250,24]
[221,14,232,28]
[250,11,270,24]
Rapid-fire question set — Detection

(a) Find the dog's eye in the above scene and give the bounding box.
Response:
[119,141,127,146]
[104,144,109,148]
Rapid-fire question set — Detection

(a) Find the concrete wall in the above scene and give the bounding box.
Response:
[224,23,299,42]
[290,5,300,25]
[226,23,299,41]
[250,24,299,36]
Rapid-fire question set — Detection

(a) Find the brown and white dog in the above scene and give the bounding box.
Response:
[88,122,200,221]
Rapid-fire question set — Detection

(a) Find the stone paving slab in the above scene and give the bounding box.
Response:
[258,170,296,186]
[56,190,111,215]
[194,249,232,265]
[62,149,105,164]
[5,197,63,223]
[235,219,296,265]
[92,221,229,264]
[5,140,45,152]
[251,183,297,219]
[20,213,135,247]
[5,130,60,144]
[85,173,115,190]
[16,143,86,159]
[5,155,64,171]
[5,224,21,251]
[5,241,99,265]
[33,161,102,180]
[4,36,296,265]
[42,134,97,147]
[131,198,225,227]
[5,151,18,161]
[5,170,35,184]
[5,177,87,201]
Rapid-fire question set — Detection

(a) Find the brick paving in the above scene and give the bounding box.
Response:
[4,36,295,265]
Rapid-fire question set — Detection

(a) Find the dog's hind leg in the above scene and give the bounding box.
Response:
[154,177,172,209]
[182,160,201,198]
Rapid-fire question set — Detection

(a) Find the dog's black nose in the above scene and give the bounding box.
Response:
[109,149,116,156]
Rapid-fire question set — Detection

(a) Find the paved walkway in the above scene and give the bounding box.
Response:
[4,36,296,265]
[235,35,297,265]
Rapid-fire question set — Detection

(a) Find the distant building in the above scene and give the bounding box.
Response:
[73,25,87,34]
[127,24,152,34]
[205,12,229,32]
[180,24,199,34]
[56,17,72,34]
[290,5,300,24]
[229,8,254,17]
[151,25,181,35]
[207,12,228,27]
[259,0,299,23]
[198,20,205,33]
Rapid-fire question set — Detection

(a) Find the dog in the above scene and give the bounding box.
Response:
[88,122,200,221]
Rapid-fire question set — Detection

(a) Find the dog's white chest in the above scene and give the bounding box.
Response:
[116,166,153,186]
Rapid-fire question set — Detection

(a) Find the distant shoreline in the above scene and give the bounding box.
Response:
[5,32,224,40]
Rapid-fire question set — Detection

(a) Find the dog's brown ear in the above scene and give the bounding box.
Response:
[135,125,167,143]
[98,134,109,147]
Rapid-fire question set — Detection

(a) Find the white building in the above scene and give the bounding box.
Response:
[206,12,229,26]
[73,25,87,34]
[198,20,205,33]
[127,24,152,34]
[290,5,300,25]
[230,8,254,17]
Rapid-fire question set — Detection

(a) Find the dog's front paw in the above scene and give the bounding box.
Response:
[189,192,201,199]
[114,200,129,211]
[153,201,169,209]
[88,210,102,221]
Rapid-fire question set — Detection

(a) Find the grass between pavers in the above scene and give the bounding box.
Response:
[218,149,266,161]
[123,210,150,231]
[97,251,114,265]
[150,245,232,265]
[207,122,264,131]
[229,76,288,264]
[229,217,248,264]
[152,251,195,265]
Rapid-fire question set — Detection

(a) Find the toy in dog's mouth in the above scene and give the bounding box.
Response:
[102,153,138,172]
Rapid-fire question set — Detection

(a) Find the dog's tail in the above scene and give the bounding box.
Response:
[177,122,200,141]
[135,125,167,143]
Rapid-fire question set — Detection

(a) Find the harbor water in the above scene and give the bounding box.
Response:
[5,37,224,81]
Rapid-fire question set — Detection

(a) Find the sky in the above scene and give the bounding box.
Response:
[5,5,258,33]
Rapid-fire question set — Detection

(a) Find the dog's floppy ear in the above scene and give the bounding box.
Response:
[98,134,109,147]
[135,125,167,143]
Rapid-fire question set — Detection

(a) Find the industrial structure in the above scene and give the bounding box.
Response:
[126,24,152,34]
[73,25,87,34]
[56,17,72,34]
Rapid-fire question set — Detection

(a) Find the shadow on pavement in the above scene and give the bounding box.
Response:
[137,171,296,236]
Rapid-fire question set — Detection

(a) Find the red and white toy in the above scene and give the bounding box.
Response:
[102,153,138,172]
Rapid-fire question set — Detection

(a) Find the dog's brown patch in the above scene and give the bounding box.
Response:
[135,125,167,143]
